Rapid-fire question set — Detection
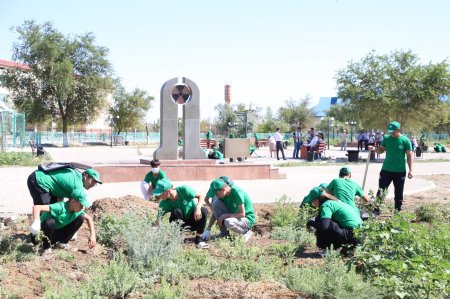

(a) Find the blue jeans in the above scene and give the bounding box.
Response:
[293,141,302,158]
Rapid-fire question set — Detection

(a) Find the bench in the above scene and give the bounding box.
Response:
[29,140,49,159]
[200,139,217,149]
[313,142,326,160]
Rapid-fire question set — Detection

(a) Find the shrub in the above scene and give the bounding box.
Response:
[125,218,184,270]
[96,214,129,249]
[88,253,140,298]
[414,203,450,223]
[175,250,218,279]
[214,237,262,260]
[354,213,450,298]
[270,226,315,250]
[144,277,186,299]
[285,249,381,298]
[297,204,318,227]
[270,195,299,227]
[0,152,46,166]
[0,231,36,263]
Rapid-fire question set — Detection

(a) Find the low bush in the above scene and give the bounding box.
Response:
[0,152,47,166]
[0,232,36,263]
[286,249,381,298]
[270,195,299,227]
[354,213,450,298]
[414,203,450,223]
[270,226,315,250]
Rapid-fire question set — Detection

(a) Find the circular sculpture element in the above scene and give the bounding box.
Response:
[171,84,192,104]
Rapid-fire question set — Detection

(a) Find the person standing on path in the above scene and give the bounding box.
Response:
[340,130,348,151]
[292,126,302,159]
[370,121,413,211]
[274,128,286,160]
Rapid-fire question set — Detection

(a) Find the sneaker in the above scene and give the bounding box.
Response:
[54,242,71,250]
[201,229,211,241]
[243,230,253,242]
[70,232,77,241]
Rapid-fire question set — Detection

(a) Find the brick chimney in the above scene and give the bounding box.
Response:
[224,84,231,105]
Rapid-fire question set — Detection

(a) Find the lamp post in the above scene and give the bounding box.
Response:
[346,121,356,142]
[326,117,334,149]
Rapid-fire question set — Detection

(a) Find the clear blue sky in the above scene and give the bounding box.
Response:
[1,0,449,122]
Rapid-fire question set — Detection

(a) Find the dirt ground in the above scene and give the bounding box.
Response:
[1,174,449,298]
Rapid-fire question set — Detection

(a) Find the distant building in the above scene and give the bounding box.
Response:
[312,97,342,118]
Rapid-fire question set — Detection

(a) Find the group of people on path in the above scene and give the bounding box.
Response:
[27,120,412,256]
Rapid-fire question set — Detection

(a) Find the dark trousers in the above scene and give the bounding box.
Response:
[169,207,208,235]
[34,215,85,249]
[377,169,406,211]
[27,172,58,205]
[310,217,357,249]
[276,141,286,160]
[357,140,364,151]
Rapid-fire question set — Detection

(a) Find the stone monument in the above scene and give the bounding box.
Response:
[153,77,205,160]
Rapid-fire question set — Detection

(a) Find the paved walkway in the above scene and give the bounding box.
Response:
[2,145,450,215]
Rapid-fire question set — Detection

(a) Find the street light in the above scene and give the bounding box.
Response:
[346,121,356,142]
[322,117,334,150]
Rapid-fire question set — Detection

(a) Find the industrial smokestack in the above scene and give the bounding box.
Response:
[224,84,231,105]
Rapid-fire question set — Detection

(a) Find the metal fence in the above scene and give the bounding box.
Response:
[0,111,26,150]
[1,129,448,148]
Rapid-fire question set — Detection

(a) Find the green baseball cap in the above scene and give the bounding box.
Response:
[301,187,323,206]
[84,169,102,184]
[206,178,226,198]
[339,167,351,176]
[387,121,401,133]
[153,178,172,196]
[70,188,91,208]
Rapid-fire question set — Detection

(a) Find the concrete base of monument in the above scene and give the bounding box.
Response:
[93,159,286,183]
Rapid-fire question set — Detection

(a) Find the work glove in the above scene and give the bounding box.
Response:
[28,220,41,235]
[202,229,211,241]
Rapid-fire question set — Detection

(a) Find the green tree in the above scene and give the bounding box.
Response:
[336,50,450,131]
[277,96,316,130]
[110,83,154,136]
[213,104,238,137]
[0,20,114,147]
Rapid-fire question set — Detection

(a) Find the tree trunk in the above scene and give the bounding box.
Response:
[62,118,69,147]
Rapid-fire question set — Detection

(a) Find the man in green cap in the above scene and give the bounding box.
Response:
[325,167,373,212]
[300,183,332,207]
[140,159,167,200]
[153,178,209,248]
[369,121,413,211]
[27,167,102,206]
[28,188,96,252]
[206,178,255,241]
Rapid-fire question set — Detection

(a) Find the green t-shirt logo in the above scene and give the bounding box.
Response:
[183,200,187,206]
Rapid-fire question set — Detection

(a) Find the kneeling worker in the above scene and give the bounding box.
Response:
[206,178,255,241]
[304,195,362,251]
[28,189,96,251]
[153,178,209,248]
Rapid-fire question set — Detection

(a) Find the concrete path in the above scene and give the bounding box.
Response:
[2,145,450,215]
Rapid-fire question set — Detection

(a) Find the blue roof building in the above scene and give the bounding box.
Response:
[312,97,342,118]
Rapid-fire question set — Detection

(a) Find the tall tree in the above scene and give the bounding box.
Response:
[336,50,450,131]
[277,96,316,129]
[0,20,113,146]
[213,104,238,137]
[110,83,154,136]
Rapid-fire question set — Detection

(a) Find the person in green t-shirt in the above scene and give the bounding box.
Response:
[27,167,102,206]
[28,189,96,251]
[370,121,413,211]
[305,196,362,250]
[153,178,208,248]
[201,176,234,241]
[300,183,331,208]
[206,178,256,242]
[140,159,167,200]
[325,167,373,211]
